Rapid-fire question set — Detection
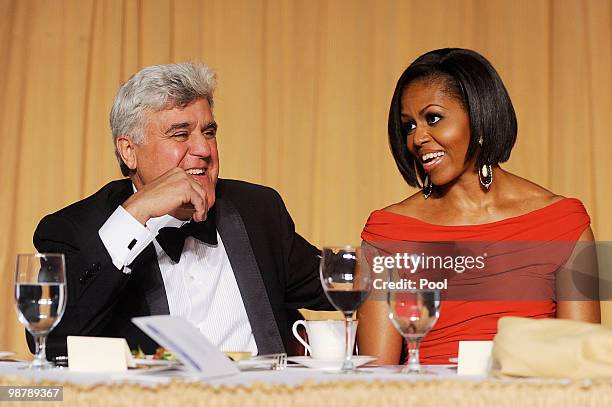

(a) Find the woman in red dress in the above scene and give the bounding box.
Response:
[357,48,600,365]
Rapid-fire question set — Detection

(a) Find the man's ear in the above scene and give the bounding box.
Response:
[116,136,137,171]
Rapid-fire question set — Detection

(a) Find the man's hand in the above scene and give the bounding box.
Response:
[122,168,212,225]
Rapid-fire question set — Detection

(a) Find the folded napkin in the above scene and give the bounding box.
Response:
[298,308,347,321]
[492,316,612,378]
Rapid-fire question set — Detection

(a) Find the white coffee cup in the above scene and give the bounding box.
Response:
[291,320,358,360]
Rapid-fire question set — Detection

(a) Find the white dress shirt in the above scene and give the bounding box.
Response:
[98,205,258,355]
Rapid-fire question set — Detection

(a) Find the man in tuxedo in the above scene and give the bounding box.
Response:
[31,62,329,359]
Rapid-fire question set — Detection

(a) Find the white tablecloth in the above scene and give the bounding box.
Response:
[2,361,610,407]
[0,361,464,387]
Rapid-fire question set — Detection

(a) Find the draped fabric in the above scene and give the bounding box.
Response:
[0,0,610,358]
[362,198,590,363]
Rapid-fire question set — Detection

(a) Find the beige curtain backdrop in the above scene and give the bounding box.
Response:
[0,0,610,358]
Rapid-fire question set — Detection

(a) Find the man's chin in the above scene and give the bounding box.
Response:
[191,174,217,188]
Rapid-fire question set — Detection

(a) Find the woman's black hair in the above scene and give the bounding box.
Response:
[388,48,517,187]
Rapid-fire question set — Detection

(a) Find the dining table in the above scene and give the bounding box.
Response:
[1,360,610,406]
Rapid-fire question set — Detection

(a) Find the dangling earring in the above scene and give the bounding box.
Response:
[422,174,433,199]
[477,135,492,189]
[479,163,493,190]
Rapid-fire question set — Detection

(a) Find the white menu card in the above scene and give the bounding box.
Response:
[67,336,136,372]
[457,340,493,376]
[132,315,240,379]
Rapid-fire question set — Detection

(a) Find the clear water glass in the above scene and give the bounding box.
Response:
[14,253,66,369]
[387,289,440,373]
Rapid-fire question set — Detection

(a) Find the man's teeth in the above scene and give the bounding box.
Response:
[186,169,205,175]
[422,152,445,162]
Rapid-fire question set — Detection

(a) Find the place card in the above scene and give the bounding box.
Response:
[457,340,493,376]
[67,336,135,372]
[132,315,240,379]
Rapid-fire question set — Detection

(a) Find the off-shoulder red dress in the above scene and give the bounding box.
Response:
[361,198,590,364]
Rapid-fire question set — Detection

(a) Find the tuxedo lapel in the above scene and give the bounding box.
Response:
[132,244,170,315]
[216,196,285,354]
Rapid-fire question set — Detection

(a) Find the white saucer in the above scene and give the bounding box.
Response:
[288,355,377,371]
[0,351,15,359]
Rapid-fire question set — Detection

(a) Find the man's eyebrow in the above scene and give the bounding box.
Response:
[204,121,218,131]
[164,122,192,134]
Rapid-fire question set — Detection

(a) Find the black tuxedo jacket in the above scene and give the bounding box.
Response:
[31,178,330,358]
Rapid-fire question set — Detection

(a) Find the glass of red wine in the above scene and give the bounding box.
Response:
[320,246,372,373]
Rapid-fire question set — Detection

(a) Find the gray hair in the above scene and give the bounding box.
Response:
[110,62,217,176]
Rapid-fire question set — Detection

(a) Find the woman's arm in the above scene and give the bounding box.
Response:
[556,227,601,323]
[357,298,403,364]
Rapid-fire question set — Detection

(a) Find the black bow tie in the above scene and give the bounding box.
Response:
[156,211,217,262]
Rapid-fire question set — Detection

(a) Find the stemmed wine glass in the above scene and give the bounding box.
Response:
[14,253,67,369]
[320,246,372,373]
[387,289,440,373]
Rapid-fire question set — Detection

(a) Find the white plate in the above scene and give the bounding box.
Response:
[448,357,458,364]
[128,359,181,374]
[133,358,180,367]
[288,355,377,371]
[0,351,15,359]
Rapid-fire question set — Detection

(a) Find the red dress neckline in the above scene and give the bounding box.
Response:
[375,197,577,228]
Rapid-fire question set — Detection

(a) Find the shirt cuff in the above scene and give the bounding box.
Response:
[99,206,156,274]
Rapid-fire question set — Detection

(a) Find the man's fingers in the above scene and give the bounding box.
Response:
[182,174,209,222]
[135,167,211,221]
[186,176,208,209]
[190,190,208,222]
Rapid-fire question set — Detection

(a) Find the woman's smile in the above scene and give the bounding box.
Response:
[420,151,446,172]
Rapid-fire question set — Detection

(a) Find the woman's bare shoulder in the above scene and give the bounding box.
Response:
[382,191,425,217]
[502,172,565,211]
